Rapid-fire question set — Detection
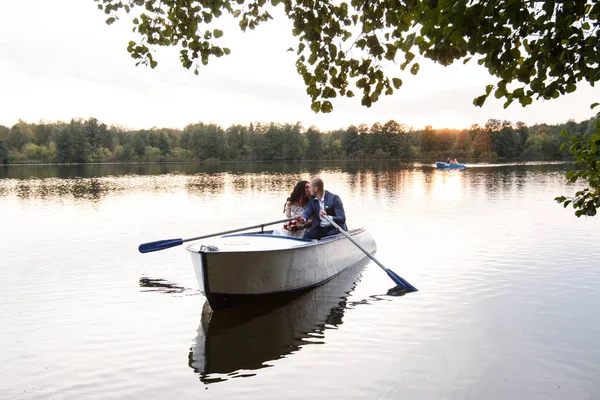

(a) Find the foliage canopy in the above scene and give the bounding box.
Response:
[95,0,600,112]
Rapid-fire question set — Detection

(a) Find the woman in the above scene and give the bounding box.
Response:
[273,180,311,238]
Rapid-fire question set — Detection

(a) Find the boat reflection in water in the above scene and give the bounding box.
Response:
[188,257,371,384]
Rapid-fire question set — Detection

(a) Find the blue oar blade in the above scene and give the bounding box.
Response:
[139,238,183,253]
[386,269,418,293]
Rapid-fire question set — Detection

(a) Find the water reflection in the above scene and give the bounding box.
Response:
[1,177,122,202]
[188,258,369,384]
[0,161,355,180]
[0,161,572,180]
[186,174,226,195]
[0,161,573,202]
[139,276,190,294]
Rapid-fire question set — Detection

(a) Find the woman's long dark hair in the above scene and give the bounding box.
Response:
[284,180,309,211]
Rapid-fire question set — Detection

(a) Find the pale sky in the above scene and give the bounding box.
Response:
[0,0,598,131]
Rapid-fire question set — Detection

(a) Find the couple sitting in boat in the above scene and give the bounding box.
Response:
[446,158,459,164]
[273,178,347,240]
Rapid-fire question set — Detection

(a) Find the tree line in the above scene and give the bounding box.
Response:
[0,117,596,165]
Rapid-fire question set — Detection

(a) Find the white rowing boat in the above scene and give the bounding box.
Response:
[186,228,376,310]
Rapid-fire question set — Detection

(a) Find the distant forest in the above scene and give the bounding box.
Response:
[0,117,596,164]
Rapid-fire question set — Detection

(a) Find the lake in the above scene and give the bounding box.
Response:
[1,161,599,400]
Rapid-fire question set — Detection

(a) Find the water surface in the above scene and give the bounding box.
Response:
[1,161,598,399]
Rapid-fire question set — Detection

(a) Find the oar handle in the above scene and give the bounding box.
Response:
[139,238,183,253]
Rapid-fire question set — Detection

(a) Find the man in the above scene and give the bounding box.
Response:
[296,178,347,240]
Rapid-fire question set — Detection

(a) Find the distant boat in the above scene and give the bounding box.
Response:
[186,228,376,310]
[436,162,466,170]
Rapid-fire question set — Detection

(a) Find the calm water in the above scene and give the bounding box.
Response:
[1,161,599,400]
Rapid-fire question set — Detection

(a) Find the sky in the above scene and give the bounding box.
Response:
[0,0,598,131]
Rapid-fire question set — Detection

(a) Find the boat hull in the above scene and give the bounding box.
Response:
[186,229,376,310]
[436,162,466,170]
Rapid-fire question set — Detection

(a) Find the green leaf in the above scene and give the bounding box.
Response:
[473,95,486,107]
[410,63,420,75]
[223,48,231,55]
[311,101,321,113]
[214,29,224,38]
[401,52,415,70]
[321,101,333,113]
[514,87,524,97]
[405,33,416,48]
[392,78,402,89]
[106,17,116,25]
[520,96,533,106]
[559,142,567,151]
[591,102,600,109]
[361,94,372,107]
[570,134,579,143]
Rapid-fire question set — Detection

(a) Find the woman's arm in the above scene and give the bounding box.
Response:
[285,201,292,218]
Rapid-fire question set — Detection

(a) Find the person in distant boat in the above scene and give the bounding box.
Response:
[296,178,347,240]
[273,180,311,238]
[446,158,451,163]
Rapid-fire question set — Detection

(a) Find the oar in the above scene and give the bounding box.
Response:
[139,217,295,254]
[323,215,418,292]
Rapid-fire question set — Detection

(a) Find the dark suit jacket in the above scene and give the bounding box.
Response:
[301,190,347,230]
